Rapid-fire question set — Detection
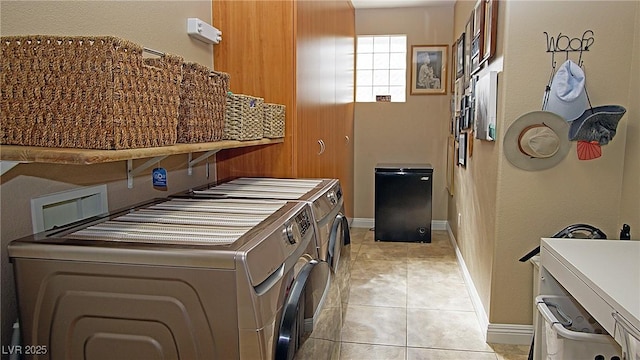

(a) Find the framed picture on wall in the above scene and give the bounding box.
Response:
[447,135,455,195]
[464,14,473,88]
[481,0,499,64]
[410,44,448,95]
[470,0,485,74]
[456,34,465,79]
[474,71,498,141]
[451,42,457,93]
[458,131,467,167]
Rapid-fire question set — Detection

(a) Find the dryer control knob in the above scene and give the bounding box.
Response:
[285,223,300,244]
[327,191,338,205]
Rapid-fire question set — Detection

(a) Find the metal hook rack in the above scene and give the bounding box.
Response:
[544,30,595,68]
[541,30,595,110]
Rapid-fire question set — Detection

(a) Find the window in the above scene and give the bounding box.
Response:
[356,35,407,103]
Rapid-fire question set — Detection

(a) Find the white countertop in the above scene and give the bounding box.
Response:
[540,238,640,335]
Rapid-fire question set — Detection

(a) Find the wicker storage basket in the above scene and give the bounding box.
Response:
[263,103,286,138]
[178,63,230,143]
[0,35,183,149]
[224,93,264,141]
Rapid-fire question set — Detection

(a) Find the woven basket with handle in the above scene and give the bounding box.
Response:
[178,62,230,143]
[224,93,264,141]
[0,35,183,149]
[263,103,285,138]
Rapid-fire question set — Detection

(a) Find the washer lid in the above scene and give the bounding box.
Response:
[151,198,286,214]
[8,199,306,269]
[68,221,251,246]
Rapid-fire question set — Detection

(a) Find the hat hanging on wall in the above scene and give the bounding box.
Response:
[569,105,626,145]
[545,60,589,122]
[504,111,571,171]
[569,104,626,161]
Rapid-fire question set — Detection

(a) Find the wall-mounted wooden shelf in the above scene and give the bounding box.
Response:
[0,138,284,187]
[0,138,283,165]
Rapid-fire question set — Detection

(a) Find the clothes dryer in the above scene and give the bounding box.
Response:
[9,198,330,360]
[181,178,351,327]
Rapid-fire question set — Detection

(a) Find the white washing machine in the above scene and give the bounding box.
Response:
[9,197,330,360]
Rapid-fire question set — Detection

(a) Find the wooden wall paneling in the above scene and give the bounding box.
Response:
[212,0,355,215]
[335,1,355,216]
[213,0,296,180]
[296,0,333,179]
[322,0,339,181]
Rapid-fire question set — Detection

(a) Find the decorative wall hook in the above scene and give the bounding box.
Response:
[544,30,595,67]
[541,30,595,111]
[544,30,595,52]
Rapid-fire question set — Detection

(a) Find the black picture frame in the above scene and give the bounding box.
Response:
[464,14,473,88]
[456,34,465,79]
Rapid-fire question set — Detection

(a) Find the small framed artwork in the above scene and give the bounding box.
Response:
[410,45,448,95]
[464,15,473,88]
[456,34,465,79]
[458,131,467,167]
[468,129,474,158]
[446,135,455,195]
[451,42,457,93]
[474,71,498,141]
[470,0,485,74]
[454,78,464,139]
[450,97,456,134]
[482,0,499,64]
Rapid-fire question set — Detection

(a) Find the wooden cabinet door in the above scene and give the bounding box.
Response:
[214,0,355,195]
[213,0,296,180]
[296,0,336,179]
[334,1,355,216]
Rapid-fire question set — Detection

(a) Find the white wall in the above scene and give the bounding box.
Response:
[450,0,639,340]
[492,0,637,325]
[354,5,454,223]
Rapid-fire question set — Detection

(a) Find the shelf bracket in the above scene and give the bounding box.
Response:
[188,150,220,176]
[127,156,169,189]
[0,161,25,176]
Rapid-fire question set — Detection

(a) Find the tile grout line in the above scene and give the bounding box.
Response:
[405,248,409,354]
[344,230,528,359]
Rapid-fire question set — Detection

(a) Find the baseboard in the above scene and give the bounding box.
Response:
[486,323,534,345]
[348,219,532,345]
[350,218,374,229]
[446,222,533,345]
[446,222,490,339]
[350,218,447,231]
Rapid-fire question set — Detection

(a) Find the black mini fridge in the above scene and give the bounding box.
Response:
[375,163,433,242]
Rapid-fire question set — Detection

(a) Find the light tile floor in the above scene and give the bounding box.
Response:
[340,227,531,360]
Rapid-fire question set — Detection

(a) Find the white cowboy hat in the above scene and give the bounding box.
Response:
[504,111,571,171]
[545,60,588,122]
